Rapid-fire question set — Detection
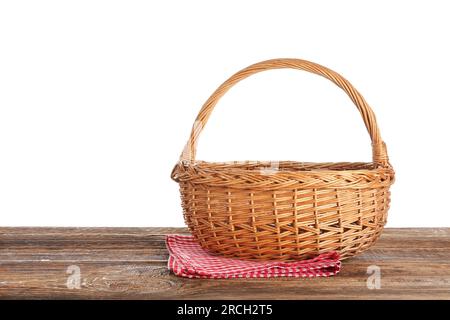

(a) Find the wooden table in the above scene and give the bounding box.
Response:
[0,227,449,299]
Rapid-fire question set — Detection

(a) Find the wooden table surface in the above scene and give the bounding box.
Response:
[0,227,449,300]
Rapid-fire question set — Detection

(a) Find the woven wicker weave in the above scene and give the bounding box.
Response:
[171,58,395,260]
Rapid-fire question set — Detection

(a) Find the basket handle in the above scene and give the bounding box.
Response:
[180,58,389,166]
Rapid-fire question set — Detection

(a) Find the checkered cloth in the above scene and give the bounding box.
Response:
[166,234,341,279]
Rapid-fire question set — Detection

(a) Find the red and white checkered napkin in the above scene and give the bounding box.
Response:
[166,234,341,279]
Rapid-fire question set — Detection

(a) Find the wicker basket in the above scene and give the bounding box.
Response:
[171,58,395,260]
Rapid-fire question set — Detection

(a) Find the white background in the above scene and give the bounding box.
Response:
[1,1,449,227]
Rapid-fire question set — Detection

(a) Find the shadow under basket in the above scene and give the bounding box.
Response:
[171,58,395,261]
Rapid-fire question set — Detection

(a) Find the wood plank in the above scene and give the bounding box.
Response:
[0,227,449,299]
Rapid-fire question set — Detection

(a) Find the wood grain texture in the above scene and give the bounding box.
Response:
[0,227,449,300]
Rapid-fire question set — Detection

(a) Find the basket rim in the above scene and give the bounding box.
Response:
[180,159,391,171]
[172,160,395,190]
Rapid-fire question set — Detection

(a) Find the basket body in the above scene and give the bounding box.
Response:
[173,161,394,260]
[172,58,395,260]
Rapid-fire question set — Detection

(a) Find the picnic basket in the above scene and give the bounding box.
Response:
[171,58,395,260]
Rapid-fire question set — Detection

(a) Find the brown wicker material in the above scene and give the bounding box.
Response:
[171,58,395,260]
